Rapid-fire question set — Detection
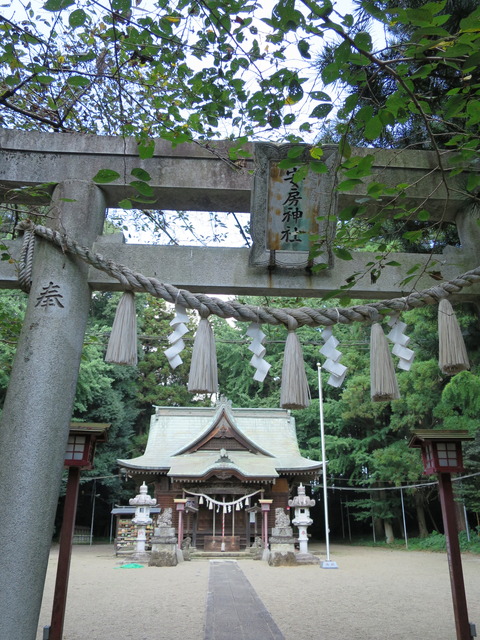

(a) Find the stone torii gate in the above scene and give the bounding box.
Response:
[0,128,479,640]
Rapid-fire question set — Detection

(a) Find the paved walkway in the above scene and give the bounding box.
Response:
[204,560,285,640]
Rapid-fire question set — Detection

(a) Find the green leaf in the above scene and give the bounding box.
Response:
[112,0,132,11]
[309,161,328,174]
[130,180,154,196]
[463,52,480,72]
[118,199,133,209]
[287,78,304,103]
[93,170,120,183]
[310,91,331,101]
[309,146,323,160]
[43,0,74,10]
[322,62,340,85]
[333,247,353,260]
[69,8,87,27]
[417,209,430,221]
[445,95,466,119]
[354,31,372,51]
[292,164,309,183]
[278,158,301,169]
[131,168,152,182]
[338,205,361,221]
[403,230,423,242]
[310,103,333,118]
[137,138,155,159]
[364,115,383,140]
[337,178,363,191]
[297,40,311,59]
[287,145,305,159]
[67,75,90,88]
[467,174,480,192]
[37,75,55,85]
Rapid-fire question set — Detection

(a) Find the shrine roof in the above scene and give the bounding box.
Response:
[117,400,322,478]
[167,451,279,480]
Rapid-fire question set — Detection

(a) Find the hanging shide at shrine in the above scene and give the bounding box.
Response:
[105,291,138,366]
[370,323,400,403]
[280,318,311,409]
[438,299,470,375]
[187,314,218,394]
[16,221,478,408]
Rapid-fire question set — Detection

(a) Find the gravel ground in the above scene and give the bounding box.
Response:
[36,543,480,640]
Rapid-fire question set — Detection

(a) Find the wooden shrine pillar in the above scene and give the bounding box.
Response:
[0,181,106,640]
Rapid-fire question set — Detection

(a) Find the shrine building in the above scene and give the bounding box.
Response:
[118,398,322,551]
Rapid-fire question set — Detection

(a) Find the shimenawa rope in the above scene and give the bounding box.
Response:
[15,220,480,329]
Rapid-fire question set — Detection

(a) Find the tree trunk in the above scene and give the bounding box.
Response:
[384,520,395,544]
[414,491,429,538]
[374,517,384,538]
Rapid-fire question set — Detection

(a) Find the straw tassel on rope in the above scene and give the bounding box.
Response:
[187,311,218,394]
[280,318,310,409]
[370,323,400,402]
[438,299,470,375]
[105,291,138,366]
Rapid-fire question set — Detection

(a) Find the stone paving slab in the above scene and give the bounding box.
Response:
[204,560,285,640]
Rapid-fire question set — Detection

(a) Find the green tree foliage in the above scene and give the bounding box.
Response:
[0,290,27,409]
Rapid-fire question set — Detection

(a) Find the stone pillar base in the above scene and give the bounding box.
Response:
[268,538,297,566]
[295,552,321,565]
[126,552,151,564]
[149,531,178,567]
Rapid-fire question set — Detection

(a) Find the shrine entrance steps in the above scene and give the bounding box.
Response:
[190,549,254,560]
[204,560,285,640]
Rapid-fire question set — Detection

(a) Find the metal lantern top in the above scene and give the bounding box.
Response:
[408,429,474,475]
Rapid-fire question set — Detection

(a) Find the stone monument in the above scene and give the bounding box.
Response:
[149,508,178,567]
[268,508,297,566]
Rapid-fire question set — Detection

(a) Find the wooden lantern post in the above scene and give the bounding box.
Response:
[174,499,188,550]
[259,499,273,550]
[47,423,109,640]
[409,430,475,640]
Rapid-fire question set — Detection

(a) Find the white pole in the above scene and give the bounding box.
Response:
[400,487,408,549]
[317,363,331,562]
[89,480,96,546]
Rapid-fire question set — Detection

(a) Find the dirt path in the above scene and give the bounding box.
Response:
[36,543,480,640]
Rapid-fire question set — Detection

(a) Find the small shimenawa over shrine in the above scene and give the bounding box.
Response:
[118,397,322,551]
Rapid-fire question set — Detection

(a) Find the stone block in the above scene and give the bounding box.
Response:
[149,550,178,567]
[268,551,298,567]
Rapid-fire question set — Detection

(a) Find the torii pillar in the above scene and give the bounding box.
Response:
[0,181,106,640]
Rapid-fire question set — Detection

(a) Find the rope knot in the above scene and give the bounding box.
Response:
[286,316,298,332]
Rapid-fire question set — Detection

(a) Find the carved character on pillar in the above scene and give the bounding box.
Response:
[35,282,65,308]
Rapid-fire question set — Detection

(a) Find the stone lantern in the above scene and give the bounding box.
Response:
[129,482,157,558]
[288,483,315,554]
